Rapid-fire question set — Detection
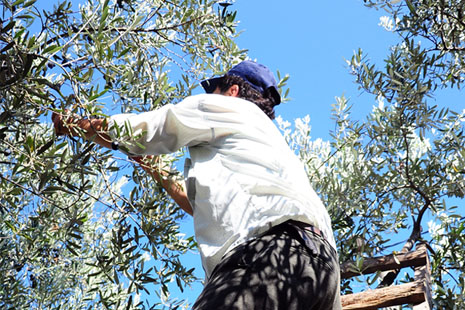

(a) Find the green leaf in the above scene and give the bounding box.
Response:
[23,0,37,7]
[27,35,36,49]
[123,245,137,255]
[67,245,79,256]
[88,88,109,101]
[0,41,15,53]
[4,220,18,233]
[88,270,103,278]
[113,269,119,285]
[118,47,131,58]
[36,139,54,156]
[43,45,62,54]
[12,0,26,6]
[43,185,75,195]
[81,153,91,165]
[1,21,15,33]
[98,0,110,33]
[405,0,416,15]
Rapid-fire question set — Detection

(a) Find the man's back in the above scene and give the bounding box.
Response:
[178,94,336,276]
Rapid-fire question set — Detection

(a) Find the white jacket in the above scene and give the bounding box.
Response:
[109,94,336,277]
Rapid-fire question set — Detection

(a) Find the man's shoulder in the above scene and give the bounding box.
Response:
[182,93,250,104]
[180,93,258,113]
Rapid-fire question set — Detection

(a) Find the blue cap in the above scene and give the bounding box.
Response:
[201,60,281,105]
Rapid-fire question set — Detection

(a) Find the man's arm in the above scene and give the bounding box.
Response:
[52,111,193,216]
[132,156,193,216]
[52,112,112,149]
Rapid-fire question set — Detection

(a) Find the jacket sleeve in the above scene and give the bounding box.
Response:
[108,96,215,156]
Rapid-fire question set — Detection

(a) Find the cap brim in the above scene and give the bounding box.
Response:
[201,77,222,93]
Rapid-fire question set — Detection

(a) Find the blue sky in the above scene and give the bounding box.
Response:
[233,0,463,135]
[233,0,398,139]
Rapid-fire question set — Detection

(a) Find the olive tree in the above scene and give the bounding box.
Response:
[278,0,464,308]
[0,0,245,308]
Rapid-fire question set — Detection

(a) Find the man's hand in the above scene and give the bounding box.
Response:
[51,110,113,149]
[52,110,77,136]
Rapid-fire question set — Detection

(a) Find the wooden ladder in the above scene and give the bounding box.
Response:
[340,243,433,309]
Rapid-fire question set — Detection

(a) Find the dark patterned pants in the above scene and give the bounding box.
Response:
[193,221,342,310]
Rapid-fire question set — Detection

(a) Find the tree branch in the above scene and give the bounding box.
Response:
[377,120,433,287]
[44,16,205,46]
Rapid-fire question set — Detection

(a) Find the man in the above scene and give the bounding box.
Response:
[53,60,342,309]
